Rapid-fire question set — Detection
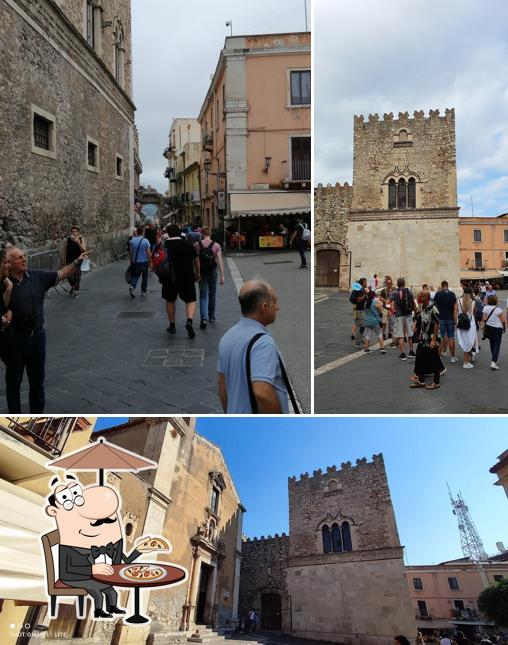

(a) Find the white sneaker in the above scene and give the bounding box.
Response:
[463,363,474,369]
[491,361,499,370]
[450,356,458,363]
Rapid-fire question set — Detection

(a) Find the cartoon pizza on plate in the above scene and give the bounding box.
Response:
[123,565,165,581]
[135,535,171,552]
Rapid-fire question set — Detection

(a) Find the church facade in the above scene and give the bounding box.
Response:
[239,454,416,645]
[315,109,460,290]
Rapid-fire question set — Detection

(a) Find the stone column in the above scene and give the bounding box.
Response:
[181,546,201,631]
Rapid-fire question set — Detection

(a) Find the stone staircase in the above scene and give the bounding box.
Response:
[187,627,229,643]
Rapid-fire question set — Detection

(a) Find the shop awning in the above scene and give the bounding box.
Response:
[417,620,454,629]
[230,190,311,218]
[460,269,503,280]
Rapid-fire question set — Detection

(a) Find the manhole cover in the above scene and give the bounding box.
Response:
[263,260,294,265]
[143,348,205,367]
[117,312,156,318]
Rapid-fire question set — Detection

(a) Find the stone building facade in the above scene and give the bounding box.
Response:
[315,109,460,289]
[239,454,416,645]
[0,0,139,264]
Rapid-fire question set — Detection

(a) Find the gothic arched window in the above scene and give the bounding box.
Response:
[398,178,407,209]
[388,178,397,209]
[113,22,125,87]
[342,521,352,552]
[408,177,416,208]
[331,523,343,553]
[322,525,332,553]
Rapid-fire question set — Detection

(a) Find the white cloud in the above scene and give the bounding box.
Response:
[315,0,508,217]
[132,0,310,193]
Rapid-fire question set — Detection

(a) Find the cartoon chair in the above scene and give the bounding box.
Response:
[41,529,88,619]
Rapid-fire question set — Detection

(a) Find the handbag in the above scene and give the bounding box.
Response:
[245,332,300,414]
[125,237,142,284]
[482,306,497,339]
[80,258,91,272]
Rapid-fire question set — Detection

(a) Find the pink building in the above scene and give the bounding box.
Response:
[406,559,508,636]
[198,33,311,247]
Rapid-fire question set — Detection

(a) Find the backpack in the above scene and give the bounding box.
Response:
[349,290,358,304]
[457,300,471,330]
[153,245,175,283]
[302,227,311,241]
[199,241,217,273]
[398,288,413,316]
[474,297,484,322]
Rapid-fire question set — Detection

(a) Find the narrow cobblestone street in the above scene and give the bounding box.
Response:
[0,252,310,414]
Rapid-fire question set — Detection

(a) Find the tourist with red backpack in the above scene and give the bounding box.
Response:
[194,226,225,330]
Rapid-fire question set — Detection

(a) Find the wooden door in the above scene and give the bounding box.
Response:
[316,249,340,286]
[261,593,281,630]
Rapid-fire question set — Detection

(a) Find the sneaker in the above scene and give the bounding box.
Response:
[408,350,416,358]
[380,348,386,354]
[200,319,207,330]
[450,356,458,363]
[129,286,135,299]
[209,317,216,323]
[491,361,499,370]
[364,348,371,353]
[299,264,308,269]
[463,362,474,369]
[186,321,196,339]
[167,324,176,334]
[141,291,148,296]
[399,352,407,361]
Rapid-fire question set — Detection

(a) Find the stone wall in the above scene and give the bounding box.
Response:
[288,454,400,557]
[0,0,135,264]
[286,455,416,644]
[239,534,290,629]
[352,109,457,211]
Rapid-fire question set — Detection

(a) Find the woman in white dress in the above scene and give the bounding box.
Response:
[456,287,477,369]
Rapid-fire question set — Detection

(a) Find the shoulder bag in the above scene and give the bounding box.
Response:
[125,237,142,284]
[245,332,300,414]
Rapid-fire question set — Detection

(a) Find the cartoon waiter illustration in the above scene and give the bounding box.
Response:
[42,437,184,623]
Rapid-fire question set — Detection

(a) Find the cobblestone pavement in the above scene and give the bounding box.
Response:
[231,249,311,413]
[315,290,508,414]
[0,252,310,414]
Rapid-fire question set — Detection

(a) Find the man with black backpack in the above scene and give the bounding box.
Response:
[388,277,417,361]
[194,226,225,329]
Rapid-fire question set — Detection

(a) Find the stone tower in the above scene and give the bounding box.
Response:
[348,108,460,288]
[286,454,416,644]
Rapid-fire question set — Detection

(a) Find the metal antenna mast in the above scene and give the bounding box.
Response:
[447,484,488,562]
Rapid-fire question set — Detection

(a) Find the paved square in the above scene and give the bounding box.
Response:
[143,348,205,368]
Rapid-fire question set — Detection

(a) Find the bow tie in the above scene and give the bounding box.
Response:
[90,542,116,560]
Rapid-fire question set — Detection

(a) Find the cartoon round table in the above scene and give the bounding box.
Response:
[92,563,186,624]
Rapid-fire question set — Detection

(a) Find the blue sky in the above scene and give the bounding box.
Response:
[315,0,508,218]
[95,417,508,566]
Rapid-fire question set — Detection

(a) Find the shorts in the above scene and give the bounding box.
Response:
[161,279,196,303]
[394,315,413,338]
[364,325,382,341]
[439,319,455,339]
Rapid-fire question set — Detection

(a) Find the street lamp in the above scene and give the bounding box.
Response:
[263,155,272,174]
[203,158,212,174]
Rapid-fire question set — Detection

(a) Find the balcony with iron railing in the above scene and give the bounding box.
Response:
[292,158,311,181]
[3,417,83,456]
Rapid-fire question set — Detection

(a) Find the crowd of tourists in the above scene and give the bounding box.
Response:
[350,275,507,389]
[396,631,506,645]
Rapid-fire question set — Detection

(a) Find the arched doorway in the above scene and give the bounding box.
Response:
[316,249,340,287]
[261,593,281,630]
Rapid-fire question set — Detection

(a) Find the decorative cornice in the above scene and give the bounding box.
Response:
[288,546,405,568]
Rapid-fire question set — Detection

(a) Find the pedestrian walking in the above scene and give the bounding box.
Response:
[4,246,88,412]
[434,280,458,363]
[0,249,13,353]
[162,224,200,339]
[218,280,299,414]
[194,226,225,329]
[456,287,477,368]
[411,290,442,390]
[482,295,506,370]
[128,225,152,298]
[363,290,386,353]
[379,276,395,343]
[350,278,368,346]
[388,277,417,360]
[63,225,87,298]
[186,222,202,245]
[290,219,309,268]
